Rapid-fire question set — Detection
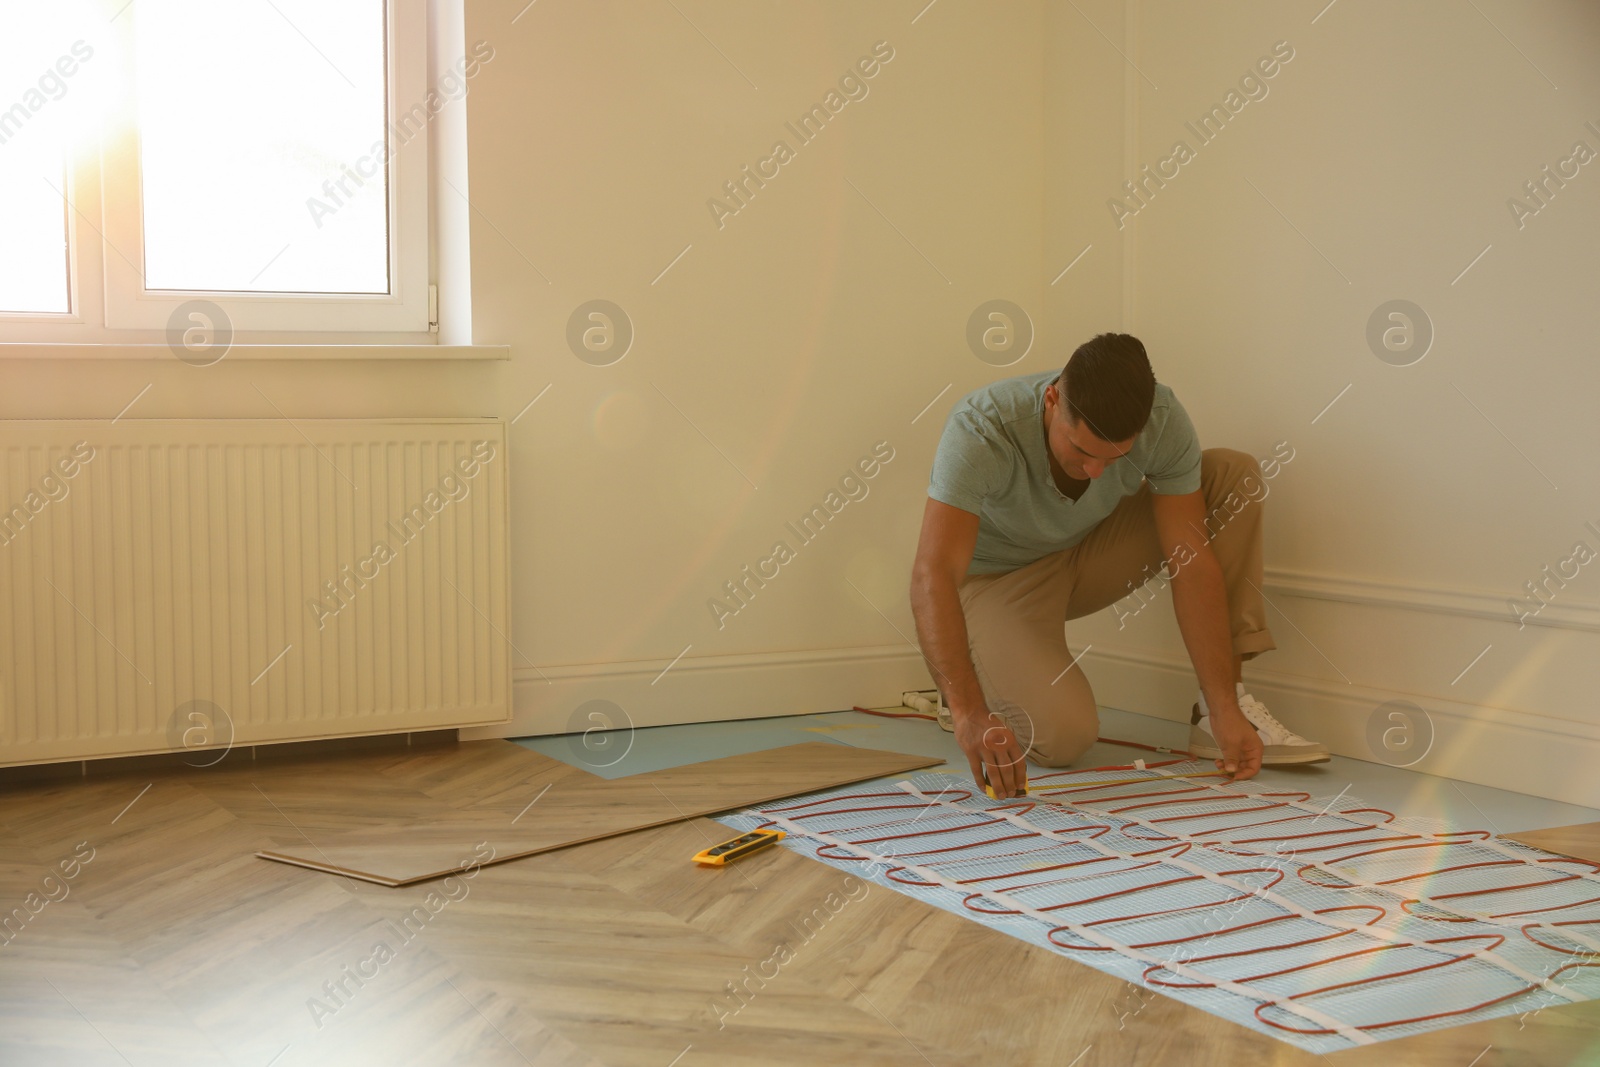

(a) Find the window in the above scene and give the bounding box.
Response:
[0,6,83,317]
[0,0,435,341]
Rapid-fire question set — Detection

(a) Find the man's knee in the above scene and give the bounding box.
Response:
[1198,448,1267,537]
[985,695,1097,769]
[1026,715,1099,768]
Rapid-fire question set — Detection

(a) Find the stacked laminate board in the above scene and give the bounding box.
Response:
[256,740,944,886]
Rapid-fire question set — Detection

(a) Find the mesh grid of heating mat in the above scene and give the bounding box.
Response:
[716,760,1600,1053]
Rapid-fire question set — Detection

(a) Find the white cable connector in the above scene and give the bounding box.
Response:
[900,689,952,731]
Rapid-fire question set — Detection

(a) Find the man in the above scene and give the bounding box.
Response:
[909,333,1327,799]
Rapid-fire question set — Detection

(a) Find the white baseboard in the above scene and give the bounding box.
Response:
[1085,643,1600,810]
[1267,566,1600,634]
[465,565,1600,809]
[461,644,933,742]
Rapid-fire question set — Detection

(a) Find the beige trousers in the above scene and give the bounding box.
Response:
[955,448,1277,767]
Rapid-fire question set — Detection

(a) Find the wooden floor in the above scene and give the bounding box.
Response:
[255,742,941,886]
[3,739,1599,1066]
[1504,820,1600,866]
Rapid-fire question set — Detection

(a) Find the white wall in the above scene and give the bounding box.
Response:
[459,1,1050,740]
[1043,0,1131,343]
[23,1,1592,806]
[1057,0,1600,806]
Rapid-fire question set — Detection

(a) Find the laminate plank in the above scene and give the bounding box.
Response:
[374,738,591,813]
[255,742,944,886]
[1502,821,1600,865]
[182,757,470,838]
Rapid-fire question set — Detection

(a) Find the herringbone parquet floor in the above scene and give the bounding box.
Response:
[2,738,1597,1066]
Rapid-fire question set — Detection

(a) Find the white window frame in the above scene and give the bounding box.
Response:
[0,0,433,342]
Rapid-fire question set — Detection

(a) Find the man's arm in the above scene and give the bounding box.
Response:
[1150,489,1263,781]
[909,498,1026,798]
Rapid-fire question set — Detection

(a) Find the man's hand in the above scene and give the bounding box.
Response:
[1206,702,1262,781]
[952,707,1027,798]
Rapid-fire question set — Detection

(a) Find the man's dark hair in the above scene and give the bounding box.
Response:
[1056,333,1156,442]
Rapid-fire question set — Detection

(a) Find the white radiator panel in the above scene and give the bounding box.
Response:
[0,419,511,766]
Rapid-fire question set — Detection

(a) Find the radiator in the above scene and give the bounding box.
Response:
[0,419,511,767]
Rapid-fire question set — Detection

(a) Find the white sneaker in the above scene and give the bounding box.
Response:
[1188,683,1329,764]
[936,696,954,733]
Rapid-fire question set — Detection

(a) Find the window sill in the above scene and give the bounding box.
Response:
[0,343,510,361]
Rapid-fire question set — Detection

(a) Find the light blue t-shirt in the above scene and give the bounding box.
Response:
[928,371,1202,575]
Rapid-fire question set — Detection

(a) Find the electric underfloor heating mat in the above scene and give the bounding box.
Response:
[716,761,1600,1053]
